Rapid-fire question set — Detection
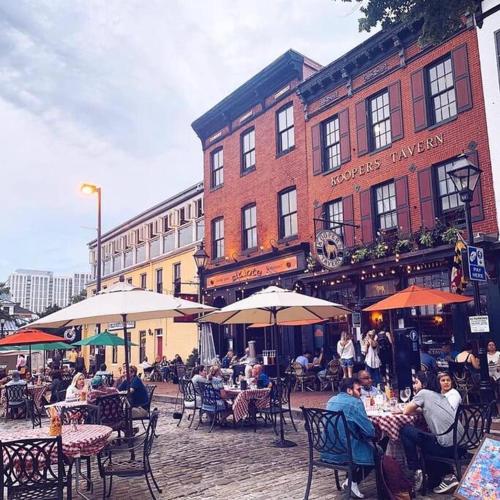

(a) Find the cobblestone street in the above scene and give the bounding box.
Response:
[4,401,452,500]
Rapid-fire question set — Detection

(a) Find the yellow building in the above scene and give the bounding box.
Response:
[84,182,204,374]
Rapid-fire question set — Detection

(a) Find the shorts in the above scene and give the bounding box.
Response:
[340,358,354,368]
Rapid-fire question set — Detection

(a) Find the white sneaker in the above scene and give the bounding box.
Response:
[341,479,365,499]
[433,474,459,494]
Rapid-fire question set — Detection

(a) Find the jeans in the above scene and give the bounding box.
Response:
[161,366,170,381]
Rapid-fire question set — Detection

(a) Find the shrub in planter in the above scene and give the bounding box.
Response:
[394,238,412,254]
[373,242,389,258]
[418,230,435,248]
[441,227,461,245]
[351,247,371,263]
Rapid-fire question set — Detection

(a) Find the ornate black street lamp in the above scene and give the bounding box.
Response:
[193,242,209,361]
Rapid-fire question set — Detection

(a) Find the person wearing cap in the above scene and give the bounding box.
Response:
[87,375,118,404]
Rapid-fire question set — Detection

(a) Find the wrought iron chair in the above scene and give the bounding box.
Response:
[196,382,232,433]
[4,384,30,420]
[29,398,44,429]
[95,394,130,435]
[421,402,493,494]
[97,409,161,500]
[177,378,198,428]
[0,436,68,499]
[301,407,367,499]
[57,389,68,403]
[321,359,343,392]
[61,403,100,425]
[260,377,297,434]
[448,361,476,404]
[102,374,114,387]
[291,362,316,392]
[132,385,156,431]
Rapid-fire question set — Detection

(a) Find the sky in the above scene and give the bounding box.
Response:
[0,0,373,282]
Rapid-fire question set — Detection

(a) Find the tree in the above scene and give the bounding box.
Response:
[338,0,480,45]
[38,304,61,318]
[0,281,10,298]
[70,290,87,304]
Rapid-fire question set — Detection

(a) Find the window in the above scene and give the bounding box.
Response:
[139,331,146,363]
[323,116,340,171]
[242,204,257,250]
[436,159,464,213]
[155,268,163,293]
[140,273,147,289]
[195,198,203,218]
[369,91,391,151]
[279,188,298,239]
[112,345,117,364]
[211,148,223,188]
[241,128,256,172]
[375,182,397,230]
[179,207,187,225]
[127,277,133,285]
[496,30,500,87]
[212,218,224,259]
[277,104,294,154]
[173,263,181,296]
[324,199,343,236]
[428,56,457,124]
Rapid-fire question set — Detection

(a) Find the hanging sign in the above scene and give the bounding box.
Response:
[315,229,344,270]
[108,321,135,331]
[469,315,490,333]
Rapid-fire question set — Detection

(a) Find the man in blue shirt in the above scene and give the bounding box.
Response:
[322,377,376,499]
[420,345,437,372]
[118,365,149,418]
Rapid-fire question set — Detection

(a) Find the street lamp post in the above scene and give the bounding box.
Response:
[0,318,5,339]
[448,154,491,402]
[193,242,209,362]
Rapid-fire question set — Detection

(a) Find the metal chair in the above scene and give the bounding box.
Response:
[321,359,343,392]
[260,377,297,434]
[4,384,30,420]
[97,409,161,500]
[175,364,186,381]
[448,361,476,404]
[61,403,100,425]
[177,378,198,428]
[196,382,232,433]
[421,402,493,493]
[56,389,68,403]
[291,362,316,392]
[0,436,68,499]
[132,385,156,431]
[29,398,44,429]
[95,394,130,434]
[102,374,114,387]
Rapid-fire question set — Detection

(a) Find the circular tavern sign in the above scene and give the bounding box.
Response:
[315,229,345,270]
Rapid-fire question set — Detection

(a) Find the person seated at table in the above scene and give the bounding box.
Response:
[118,365,149,418]
[221,350,235,369]
[436,343,455,365]
[140,357,153,378]
[401,371,462,494]
[295,351,312,369]
[95,363,111,377]
[172,354,183,365]
[75,350,86,374]
[207,365,225,389]
[420,344,437,372]
[323,377,376,499]
[250,364,271,389]
[437,372,461,412]
[87,375,118,403]
[357,370,382,398]
[6,370,26,387]
[191,365,208,405]
[159,356,170,382]
[65,372,86,401]
[231,349,251,384]
[239,347,250,363]
[49,370,63,404]
[114,363,128,388]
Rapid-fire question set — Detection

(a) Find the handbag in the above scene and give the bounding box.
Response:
[172,386,182,420]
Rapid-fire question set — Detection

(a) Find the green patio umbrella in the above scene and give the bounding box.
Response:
[72,330,137,347]
[0,342,71,351]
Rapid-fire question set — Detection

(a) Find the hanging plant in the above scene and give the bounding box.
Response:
[394,238,412,254]
[373,241,389,258]
[418,230,434,248]
[305,252,317,273]
[441,227,461,245]
[351,247,371,264]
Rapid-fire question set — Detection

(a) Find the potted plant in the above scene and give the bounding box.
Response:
[418,230,434,248]
[394,238,412,254]
[373,241,389,258]
[351,247,370,264]
[441,227,461,245]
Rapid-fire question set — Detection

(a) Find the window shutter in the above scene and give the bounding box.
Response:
[355,100,368,156]
[342,195,355,247]
[411,69,428,131]
[359,189,374,244]
[312,124,322,175]
[388,81,404,141]
[395,175,411,235]
[417,168,435,229]
[452,44,472,113]
[339,109,351,164]
[467,150,484,222]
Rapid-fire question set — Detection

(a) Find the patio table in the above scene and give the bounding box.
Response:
[367,410,419,442]
[223,387,270,422]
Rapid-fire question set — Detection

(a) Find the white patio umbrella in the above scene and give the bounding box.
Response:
[23,282,215,381]
[200,285,351,447]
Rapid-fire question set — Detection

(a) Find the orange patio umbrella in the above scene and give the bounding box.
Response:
[363,284,472,311]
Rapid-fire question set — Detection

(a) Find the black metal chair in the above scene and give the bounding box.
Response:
[56,389,68,403]
[177,378,198,428]
[0,436,68,499]
[102,374,114,387]
[196,382,232,433]
[448,361,477,404]
[4,384,30,420]
[61,403,100,425]
[175,364,186,381]
[301,407,367,500]
[29,398,44,429]
[132,385,156,431]
[97,409,161,500]
[95,394,130,435]
[421,402,493,493]
[260,377,297,434]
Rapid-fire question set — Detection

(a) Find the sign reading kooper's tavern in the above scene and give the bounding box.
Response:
[315,229,345,270]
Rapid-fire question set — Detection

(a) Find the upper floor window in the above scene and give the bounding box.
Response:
[427,56,456,125]
[277,104,294,154]
[140,273,147,289]
[241,128,256,172]
[155,268,163,294]
[324,199,343,236]
[212,217,224,259]
[323,116,340,172]
[195,198,203,218]
[436,159,464,213]
[173,262,181,296]
[279,188,297,239]
[375,181,397,230]
[369,90,391,150]
[242,204,257,250]
[211,148,223,188]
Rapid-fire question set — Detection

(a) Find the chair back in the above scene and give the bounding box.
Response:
[0,436,65,499]
[5,384,28,403]
[453,403,493,451]
[327,359,342,377]
[179,378,196,404]
[199,382,222,412]
[56,389,67,402]
[61,403,100,425]
[102,374,114,387]
[144,385,156,412]
[270,377,292,407]
[143,408,160,459]
[176,364,186,379]
[291,362,305,376]
[301,407,354,464]
[96,394,128,429]
[29,399,42,429]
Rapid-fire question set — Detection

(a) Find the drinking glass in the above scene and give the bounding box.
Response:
[400,387,411,403]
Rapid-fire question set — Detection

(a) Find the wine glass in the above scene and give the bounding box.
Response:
[400,387,411,403]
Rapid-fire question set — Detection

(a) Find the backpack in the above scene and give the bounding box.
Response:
[380,455,413,500]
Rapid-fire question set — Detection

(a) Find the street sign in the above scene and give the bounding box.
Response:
[467,245,487,282]
[469,315,490,333]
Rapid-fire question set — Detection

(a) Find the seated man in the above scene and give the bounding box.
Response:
[357,370,382,398]
[295,351,312,369]
[6,370,27,387]
[401,371,463,494]
[221,350,234,369]
[118,365,149,418]
[250,364,271,388]
[420,345,438,372]
[87,375,118,403]
[322,377,376,499]
[95,363,111,377]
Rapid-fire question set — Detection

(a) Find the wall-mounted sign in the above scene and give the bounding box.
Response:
[173,294,199,323]
[467,245,487,282]
[315,229,344,270]
[206,255,298,289]
[108,321,135,331]
[469,315,490,333]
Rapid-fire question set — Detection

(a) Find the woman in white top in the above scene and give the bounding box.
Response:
[438,372,461,412]
[487,340,500,381]
[337,331,355,378]
[65,372,86,401]
[362,329,382,385]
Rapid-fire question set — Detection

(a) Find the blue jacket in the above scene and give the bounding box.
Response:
[321,392,376,466]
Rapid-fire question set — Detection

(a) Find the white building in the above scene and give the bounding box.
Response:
[476,0,500,217]
[6,269,91,313]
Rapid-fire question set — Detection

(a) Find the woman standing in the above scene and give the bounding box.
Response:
[362,329,381,385]
[487,340,500,381]
[337,331,355,378]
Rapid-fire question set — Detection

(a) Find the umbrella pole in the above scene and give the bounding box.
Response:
[273,308,297,449]
[29,345,32,377]
[122,314,131,387]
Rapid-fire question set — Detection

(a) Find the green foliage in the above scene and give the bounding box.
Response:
[38,304,61,318]
[394,238,412,254]
[373,241,389,258]
[70,290,87,304]
[336,0,479,45]
[442,227,461,244]
[418,230,435,248]
[186,348,199,368]
[351,247,371,263]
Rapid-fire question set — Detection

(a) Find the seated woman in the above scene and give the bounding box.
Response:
[87,375,118,403]
[65,372,86,401]
[437,372,461,412]
[207,365,225,389]
[249,364,271,389]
